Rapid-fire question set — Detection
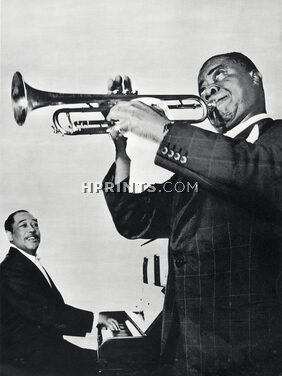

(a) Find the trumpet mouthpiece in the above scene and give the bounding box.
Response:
[207,100,216,112]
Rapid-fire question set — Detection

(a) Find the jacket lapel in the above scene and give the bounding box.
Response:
[8,247,63,300]
[41,265,64,300]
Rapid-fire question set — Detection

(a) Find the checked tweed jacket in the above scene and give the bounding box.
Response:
[103,118,282,375]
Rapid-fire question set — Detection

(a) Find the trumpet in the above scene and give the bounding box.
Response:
[11,72,214,136]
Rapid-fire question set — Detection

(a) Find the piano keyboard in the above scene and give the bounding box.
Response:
[97,310,162,369]
[101,318,141,342]
[112,321,131,337]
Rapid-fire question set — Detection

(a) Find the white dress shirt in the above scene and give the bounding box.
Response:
[224,113,269,143]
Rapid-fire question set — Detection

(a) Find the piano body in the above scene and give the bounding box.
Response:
[97,254,166,373]
[98,310,162,372]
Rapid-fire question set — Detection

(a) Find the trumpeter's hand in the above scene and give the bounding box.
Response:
[107,99,168,143]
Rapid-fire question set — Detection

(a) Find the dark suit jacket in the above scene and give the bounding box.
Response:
[103,118,282,375]
[0,247,93,363]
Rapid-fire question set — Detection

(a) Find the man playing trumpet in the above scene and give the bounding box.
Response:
[103,52,282,375]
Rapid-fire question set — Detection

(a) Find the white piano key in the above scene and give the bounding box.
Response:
[125,320,141,337]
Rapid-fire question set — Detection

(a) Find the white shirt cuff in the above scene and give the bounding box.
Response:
[92,311,99,332]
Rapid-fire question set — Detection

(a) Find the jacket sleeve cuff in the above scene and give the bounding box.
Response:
[155,122,191,170]
[154,122,229,191]
[155,122,207,183]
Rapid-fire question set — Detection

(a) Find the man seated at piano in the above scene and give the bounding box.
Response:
[0,209,119,376]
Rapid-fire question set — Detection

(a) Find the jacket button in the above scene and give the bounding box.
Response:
[167,150,174,158]
[174,152,180,161]
[180,155,187,164]
[174,253,185,267]
[161,146,168,155]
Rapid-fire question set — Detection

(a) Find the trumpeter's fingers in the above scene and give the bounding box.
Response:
[123,75,133,94]
[107,78,115,94]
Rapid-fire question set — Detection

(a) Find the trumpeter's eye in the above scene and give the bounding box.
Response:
[214,70,226,81]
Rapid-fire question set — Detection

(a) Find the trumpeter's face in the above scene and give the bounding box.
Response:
[198,56,262,133]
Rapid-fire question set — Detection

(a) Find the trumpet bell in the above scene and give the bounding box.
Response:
[11,72,28,126]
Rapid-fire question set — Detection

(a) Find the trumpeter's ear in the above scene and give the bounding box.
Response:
[250,70,263,85]
[6,230,13,242]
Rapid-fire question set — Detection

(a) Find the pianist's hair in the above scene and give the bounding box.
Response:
[4,210,29,233]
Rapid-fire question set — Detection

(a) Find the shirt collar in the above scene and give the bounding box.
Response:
[224,113,269,139]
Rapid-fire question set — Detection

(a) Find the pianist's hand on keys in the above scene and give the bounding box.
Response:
[99,314,120,331]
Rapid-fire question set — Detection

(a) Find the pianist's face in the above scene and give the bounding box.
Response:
[7,211,41,256]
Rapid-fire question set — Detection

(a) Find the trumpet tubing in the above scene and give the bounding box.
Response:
[11,72,212,136]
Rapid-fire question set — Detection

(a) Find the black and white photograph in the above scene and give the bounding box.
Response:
[0,1,282,375]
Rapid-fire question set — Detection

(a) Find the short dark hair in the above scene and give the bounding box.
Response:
[4,210,28,233]
[200,52,260,75]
